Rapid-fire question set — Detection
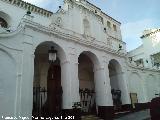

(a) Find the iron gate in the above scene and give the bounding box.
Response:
[32,87,48,117]
[79,88,96,113]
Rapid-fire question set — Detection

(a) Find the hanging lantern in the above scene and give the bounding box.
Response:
[48,46,57,62]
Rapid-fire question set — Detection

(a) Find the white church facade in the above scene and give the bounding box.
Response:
[0,0,160,119]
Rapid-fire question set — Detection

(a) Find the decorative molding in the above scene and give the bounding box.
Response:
[71,0,120,25]
[0,43,22,51]
[60,60,70,65]
[20,18,126,57]
[126,59,160,72]
[94,67,105,72]
[0,23,24,37]
[141,28,160,39]
[0,0,53,17]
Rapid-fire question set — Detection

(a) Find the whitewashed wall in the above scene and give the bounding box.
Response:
[0,0,160,118]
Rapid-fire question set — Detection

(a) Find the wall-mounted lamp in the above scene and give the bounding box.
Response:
[48,46,57,62]
[118,44,122,51]
[26,10,31,15]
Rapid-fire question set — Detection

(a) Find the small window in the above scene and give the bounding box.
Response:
[0,17,8,28]
[113,24,117,31]
[107,21,111,28]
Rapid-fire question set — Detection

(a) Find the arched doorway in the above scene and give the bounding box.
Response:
[108,59,124,110]
[32,42,63,118]
[78,52,97,114]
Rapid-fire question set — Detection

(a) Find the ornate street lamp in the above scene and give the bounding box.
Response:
[48,46,57,62]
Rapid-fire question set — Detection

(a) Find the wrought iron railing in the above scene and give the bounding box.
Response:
[79,88,96,113]
[111,89,122,110]
[33,87,48,117]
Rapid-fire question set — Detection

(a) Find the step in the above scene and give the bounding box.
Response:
[81,115,104,120]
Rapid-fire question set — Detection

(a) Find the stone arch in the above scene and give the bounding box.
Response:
[78,51,100,70]
[33,41,67,116]
[78,51,100,113]
[0,49,17,116]
[108,59,123,89]
[108,59,122,74]
[0,11,12,28]
[0,48,16,64]
[34,41,67,62]
[129,72,144,103]
[108,59,127,105]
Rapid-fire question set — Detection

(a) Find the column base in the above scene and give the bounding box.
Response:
[120,104,133,111]
[98,106,114,120]
[62,108,81,120]
[135,102,150,111]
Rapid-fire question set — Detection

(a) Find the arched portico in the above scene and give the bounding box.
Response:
[32,41,75,118]
[77,51,114,119]
[78,51,100,114]
[108,59,128,109]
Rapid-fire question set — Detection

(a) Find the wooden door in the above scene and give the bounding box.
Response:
[47,64,62,116]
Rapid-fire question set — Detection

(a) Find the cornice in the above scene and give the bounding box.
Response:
[0,43,22,51]
[141,28,160,39]
[108,36,126,45]
[24,18,127,58]
[70,0,121,25]
[126,59,160,73]
[0,0,53,17]
[0,23,24,37]
[0,17,126,58]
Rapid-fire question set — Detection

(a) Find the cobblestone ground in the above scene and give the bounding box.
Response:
[115,110,151,120]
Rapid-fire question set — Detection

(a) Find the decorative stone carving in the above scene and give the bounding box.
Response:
[55,17,62,27]
[83,17,90,36]
[107,37,112,48]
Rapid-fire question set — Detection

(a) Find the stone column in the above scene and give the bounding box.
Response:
[94,67,113,106]
[61,58,81,119]
[61,60,72,110]
[119,71,131,104]
[69,55,80,104]
[94,61,114,120]
[20,37,34,118]
[114,70,132,112]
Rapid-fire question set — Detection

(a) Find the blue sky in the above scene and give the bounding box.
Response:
[24,0,160,51]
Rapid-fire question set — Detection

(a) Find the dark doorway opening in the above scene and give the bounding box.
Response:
[32,43,62,119]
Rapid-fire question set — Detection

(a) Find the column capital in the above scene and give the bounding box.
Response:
[94,67,105,72]
[60,60,70,65]
[74,62,79,65]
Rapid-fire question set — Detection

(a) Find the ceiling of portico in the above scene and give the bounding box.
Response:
[35,42,59,54]
[78,53,94,81]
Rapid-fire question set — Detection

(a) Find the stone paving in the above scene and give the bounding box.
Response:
[115,110,151,120]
